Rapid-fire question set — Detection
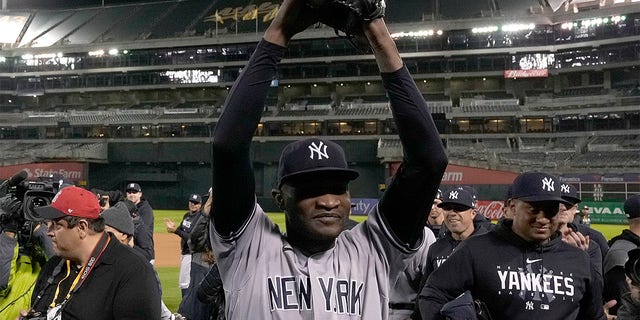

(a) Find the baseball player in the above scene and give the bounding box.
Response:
[423,187,489,281]
[419,172,606,320]
[208,0,447,319]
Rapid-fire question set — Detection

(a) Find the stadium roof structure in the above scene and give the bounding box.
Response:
[0,0,637,52]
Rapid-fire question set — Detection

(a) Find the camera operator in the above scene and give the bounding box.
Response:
[0,196,53,319]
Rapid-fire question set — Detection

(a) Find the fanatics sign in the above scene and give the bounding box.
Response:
[504,69,549,78]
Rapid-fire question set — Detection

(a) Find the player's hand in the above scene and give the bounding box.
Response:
[562,229,589,251]
[164,218,177,233]
[265,0,318,45]
[603,299,617,320]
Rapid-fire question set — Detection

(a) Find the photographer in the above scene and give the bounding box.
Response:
[0,197,53,319]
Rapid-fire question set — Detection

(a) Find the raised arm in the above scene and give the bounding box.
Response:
[210,0,316,237]
[365,19,448,246]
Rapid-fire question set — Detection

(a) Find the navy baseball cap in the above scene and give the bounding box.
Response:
[624,195,640,219]
[188,193,202,203]
[438,188,475,209]
[125,182,142,192]
[455,186,478,201]
[510,171,570,204]
[560,183,581,205]
[277,138,359,187]
[503,185,513,200]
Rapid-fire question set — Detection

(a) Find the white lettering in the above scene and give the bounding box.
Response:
[498,270,509,289]
[32,168,82,179]
[593,207,624,215]
[441,171,463,182]
[541,177,555,192]
[308,142,329,160]
[496,270,575,298]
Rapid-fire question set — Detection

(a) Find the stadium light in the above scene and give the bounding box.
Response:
[88,50,104,57]
[471,26,499,34]
[501,23,535,32]
[108,48,119,56]
[390,29,442,39]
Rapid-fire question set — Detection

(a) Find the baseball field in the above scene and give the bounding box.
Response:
[153,210,625,312]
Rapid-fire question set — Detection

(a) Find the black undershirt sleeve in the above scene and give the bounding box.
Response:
[211,40,286,237]
[378,66,448,247]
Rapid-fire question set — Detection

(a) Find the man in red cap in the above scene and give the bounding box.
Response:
[17,186,160,320]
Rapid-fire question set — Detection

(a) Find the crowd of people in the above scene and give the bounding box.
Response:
[0,0,639,319]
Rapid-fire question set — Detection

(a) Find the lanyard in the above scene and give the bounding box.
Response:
[50,232,111,308]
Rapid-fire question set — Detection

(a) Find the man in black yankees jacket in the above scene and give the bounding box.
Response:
[419,171,605,320]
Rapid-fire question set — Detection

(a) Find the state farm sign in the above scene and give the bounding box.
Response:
[504,69,549,78]
[389,163,518,185]
[0,163,85,181]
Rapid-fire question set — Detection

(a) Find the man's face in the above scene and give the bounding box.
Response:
[430,199,444,219]
[47,218,81,260]
[510,199,560,243]
[442,204,476,238]
[188,201,202,213]
[279,175,351,245]
[557,203,578,224]
[105,225,131,246]
[502,199,515,219]
[126,190,142,204]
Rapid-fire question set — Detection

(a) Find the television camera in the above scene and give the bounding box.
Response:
[0,170,65,261]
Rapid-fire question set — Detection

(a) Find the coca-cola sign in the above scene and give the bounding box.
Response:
[504,69,549,78]
[477,200,505,220]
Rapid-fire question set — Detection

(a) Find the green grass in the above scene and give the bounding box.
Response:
[156,211,624,312]
[590,223,626,241]
[158,266,181,312]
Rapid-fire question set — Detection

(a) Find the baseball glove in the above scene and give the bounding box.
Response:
[308,0,386,50]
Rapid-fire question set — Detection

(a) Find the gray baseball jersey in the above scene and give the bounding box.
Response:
[210,202,415,319]
[388,227,436,320]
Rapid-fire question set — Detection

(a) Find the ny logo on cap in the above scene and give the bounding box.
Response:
[191,195,198,200]
[308,141,329,160]
[128,183,135,188]
[449,190,459,200]
[560,184,570,194]
[541,177,555,192]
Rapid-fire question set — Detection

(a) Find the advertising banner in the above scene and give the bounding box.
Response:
[582,201,628,225]
[350,198,378,216]
[0,163,86,182]
[504,69,549,78]
[388,163,518,185]
[352,199,628,225]
[477,200,505,220]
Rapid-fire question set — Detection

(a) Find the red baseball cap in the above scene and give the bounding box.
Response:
[35,186,101,220]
